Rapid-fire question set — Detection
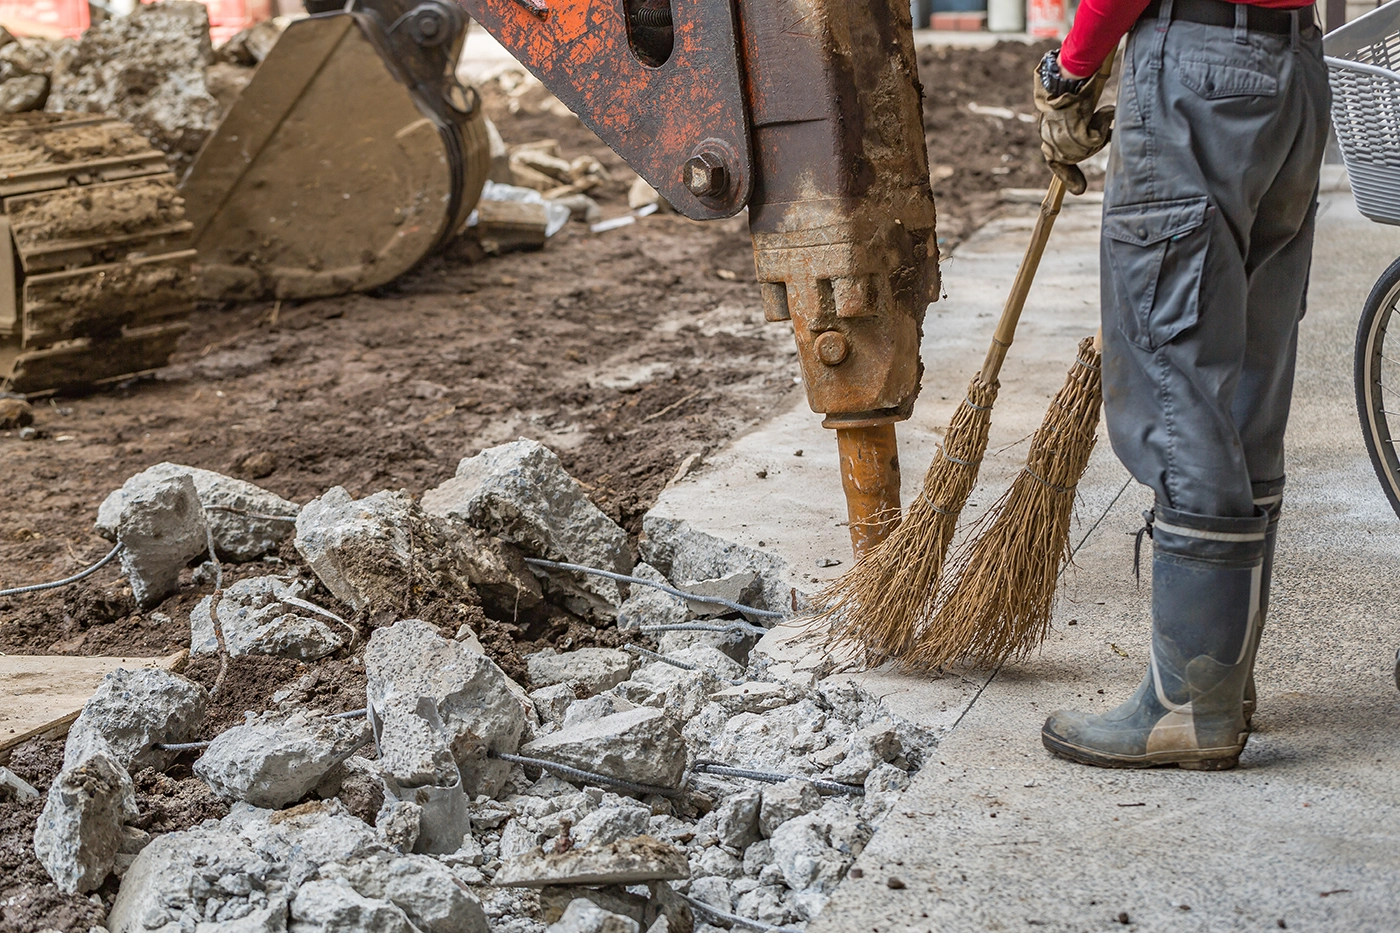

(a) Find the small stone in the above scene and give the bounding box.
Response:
[33,733,137,894]
[366,619,525,798]
[687,876,731,914]
[0,396,33,428]
[886,876,906,889]
[638,516,787,614]
[570,805,650,849]
[759,779,822,838]
[421,439,633,612]
[530,683,578,727]
[767,802,871,894]
[521,708,686,789]
[693,846,743,881]
[17,425,37,440]
[628,176,662,210]
[551,192,603,224]
[377,797,424,853]
[110,471,209,609]
[494,835,689,888]
[194,711,370,808]
[527,648,633,695]
[64,667,207,773]
[742,839,772,878]
[714,789,761,849]
[733,885,789,926]
[548,898,640,933]
[96,462,298,562]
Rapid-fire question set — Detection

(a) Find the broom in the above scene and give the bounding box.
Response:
[905,332,1103,671]
[814,53,1116,667]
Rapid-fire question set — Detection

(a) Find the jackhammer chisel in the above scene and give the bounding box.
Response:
[460,0,940,556]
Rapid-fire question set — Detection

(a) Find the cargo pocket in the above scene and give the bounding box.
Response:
[1103,196,1213,351]
[1179,58,1278,100]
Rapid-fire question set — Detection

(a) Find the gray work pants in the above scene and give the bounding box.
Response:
[1101,0,1331,518]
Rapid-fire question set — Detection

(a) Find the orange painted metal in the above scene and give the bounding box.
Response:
[461,0,940,556]
[459,0,752,220]
[837,425,903,556]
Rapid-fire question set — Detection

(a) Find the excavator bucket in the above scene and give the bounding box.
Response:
[182,0,491,300]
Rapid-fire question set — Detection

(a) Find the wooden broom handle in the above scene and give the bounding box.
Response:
[979,49,1117,385]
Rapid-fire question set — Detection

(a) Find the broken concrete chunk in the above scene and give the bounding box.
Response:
[759,779,823,838]
[194,711,370,808]
[111,471,209,609]
[530,683,578,728]
[639,517,790,615]
[366,619,525,798]
[494,835,689,887]
[527,647,633,695]
[547,898,641,933]
[829,723,901,784]
[46,2,220,168]
[521,707,686,789]
[714,789,761,849]
[616,563,690,632]
[709,701,829,775]
[97,462,298,562]
[0,765,38,802]
[106,825,271,933]
[320,854,489,933]
[291,879,419,933]
[224,798,385,886]
[0,73,45,112]
[561,694,636,730]
[295,488,471,617]
[767,802,871,894]
[571,804,651,849]
[64,667,208,773]
[457,526,546,618]
[190,575,344,661]
[33,733,138,894]
[422,439,633,610]
[679,571,762,618]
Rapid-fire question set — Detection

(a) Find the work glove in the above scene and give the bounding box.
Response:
[1032,56,1114,196]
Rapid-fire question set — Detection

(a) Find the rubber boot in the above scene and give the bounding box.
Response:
[1242,478,1283,727]
[1041,504,1268,770]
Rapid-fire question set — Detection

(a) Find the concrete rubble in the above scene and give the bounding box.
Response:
[194,711,371,808]
[39,439,935,931]
[107,470,209,609]
[423,439,633,613]
[46,2,221,168]
[191,575,346,661]
[98,462,299,563]
[65,667,208,772]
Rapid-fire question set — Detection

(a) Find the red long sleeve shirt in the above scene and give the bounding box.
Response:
[1059,0,1316,77]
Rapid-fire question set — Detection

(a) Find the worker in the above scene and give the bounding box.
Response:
[1032,0,1330,768]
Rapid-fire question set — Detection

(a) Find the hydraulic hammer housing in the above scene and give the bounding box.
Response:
[460,0,939,554]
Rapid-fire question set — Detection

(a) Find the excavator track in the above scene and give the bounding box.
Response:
[0,113,195,395]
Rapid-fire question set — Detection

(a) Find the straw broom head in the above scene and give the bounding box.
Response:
[906,336,1102,671]
[812,375,999,666]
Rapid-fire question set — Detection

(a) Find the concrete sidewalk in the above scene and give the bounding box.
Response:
[650,191,1400,931]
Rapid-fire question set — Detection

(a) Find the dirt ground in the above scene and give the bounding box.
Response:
[0,40,1062,933]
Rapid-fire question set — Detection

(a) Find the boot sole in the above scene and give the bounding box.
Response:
[1042,727,1244,771]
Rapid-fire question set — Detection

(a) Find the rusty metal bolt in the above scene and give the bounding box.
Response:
[815,330,850,366]
[683,151,728,198]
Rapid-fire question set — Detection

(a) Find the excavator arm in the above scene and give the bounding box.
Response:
[461,0,940,555]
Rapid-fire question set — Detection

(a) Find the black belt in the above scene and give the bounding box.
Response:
[1141,0,1313,35]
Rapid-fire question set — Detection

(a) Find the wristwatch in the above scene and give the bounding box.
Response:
[1038,49,1090,97]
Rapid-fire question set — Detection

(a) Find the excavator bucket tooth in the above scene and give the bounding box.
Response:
[183,2,490,301]
[0,113,196,395]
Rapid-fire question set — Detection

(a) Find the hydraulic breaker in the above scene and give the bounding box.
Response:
[460,0,939,555]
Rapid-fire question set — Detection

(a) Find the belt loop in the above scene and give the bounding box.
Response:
[1290,8,1301,49]
[1154,0,1174,62]
[1234,3,1249,44]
